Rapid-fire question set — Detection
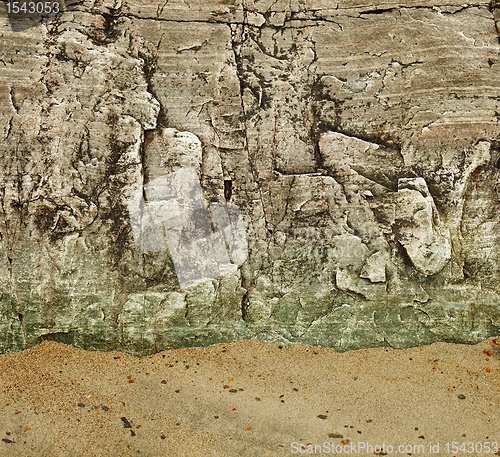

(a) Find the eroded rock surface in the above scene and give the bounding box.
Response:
[395,177,452,275]
[0,0,499,355]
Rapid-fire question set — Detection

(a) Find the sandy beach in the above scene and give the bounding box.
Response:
[0,338,499,456]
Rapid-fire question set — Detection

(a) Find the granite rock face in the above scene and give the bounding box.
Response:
[0,0,499,355]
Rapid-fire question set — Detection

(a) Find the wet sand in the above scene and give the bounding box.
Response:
[0,338,499,456]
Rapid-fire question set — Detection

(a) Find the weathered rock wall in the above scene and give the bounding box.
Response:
[0,0,499,355]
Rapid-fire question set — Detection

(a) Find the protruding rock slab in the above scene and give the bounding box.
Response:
[395,178,452,275]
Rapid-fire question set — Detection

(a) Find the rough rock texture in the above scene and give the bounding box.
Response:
[395,177,452,275]
[0,0,499,355]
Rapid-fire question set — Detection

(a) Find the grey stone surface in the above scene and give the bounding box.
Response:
[0,0,499,355]
[395,177,452,275]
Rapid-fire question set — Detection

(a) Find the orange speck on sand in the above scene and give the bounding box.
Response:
[223,385,229,389]
[128,380,135,383]
[486,358,489,361]
[23,427,30,432]
[247,426,252,430]
[341,440,350,445]
[486,367,491,373]
[136,425,141,429]
[229,378,233,381]
[232,408,236,411]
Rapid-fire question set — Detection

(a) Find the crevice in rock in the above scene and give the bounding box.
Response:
[124,13,234,24]
[490,1,500,45]
[228,13,269,322]
[156,0,170,18]
[240,291,249,322]
[137,35,167,180]
[359,7,400,17]
[229,23,253,182]
[17,312,26,346]
[8,88,19,114]
[37,331,76,345]
[273,170,324,177]
[4,117,13,140]
[491,140,500,168]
